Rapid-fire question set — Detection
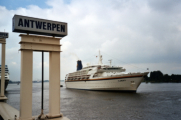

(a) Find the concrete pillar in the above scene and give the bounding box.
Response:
[49,51,61,116]
[19,50,33,119]
[0,43,5,97]
[17,35,68,119]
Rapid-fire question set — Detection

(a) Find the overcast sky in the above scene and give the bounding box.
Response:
[0,0,181,81]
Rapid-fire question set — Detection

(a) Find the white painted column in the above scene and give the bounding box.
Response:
[20,50,33,119]
[0,43,6,97]
[49,51,61,116]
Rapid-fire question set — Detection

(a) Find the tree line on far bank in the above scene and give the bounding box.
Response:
[143,71,181,83]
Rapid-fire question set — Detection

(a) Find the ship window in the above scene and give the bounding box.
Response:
[107,68,120,70]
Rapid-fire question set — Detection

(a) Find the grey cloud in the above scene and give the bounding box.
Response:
[0,0,181,80]
[148,0,181,13]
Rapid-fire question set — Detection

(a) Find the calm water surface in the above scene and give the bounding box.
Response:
[5,83,181,120]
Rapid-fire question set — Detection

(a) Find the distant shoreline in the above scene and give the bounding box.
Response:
[8,80,65,84]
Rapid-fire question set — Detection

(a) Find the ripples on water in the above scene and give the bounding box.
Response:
[5,83,181,120]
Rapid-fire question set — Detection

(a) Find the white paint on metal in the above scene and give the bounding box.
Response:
[65,77,143,91]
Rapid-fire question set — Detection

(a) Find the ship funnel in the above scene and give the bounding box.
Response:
[77,60,83,71]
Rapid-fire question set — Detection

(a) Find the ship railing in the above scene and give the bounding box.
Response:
[68,70,89,77]
[68,75,90,81]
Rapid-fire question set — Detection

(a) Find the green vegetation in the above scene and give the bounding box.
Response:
[143,71,181,83]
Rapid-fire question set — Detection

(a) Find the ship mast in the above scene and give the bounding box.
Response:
[108,59,112,66]
[98,50,103,65]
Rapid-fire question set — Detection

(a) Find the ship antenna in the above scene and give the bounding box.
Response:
[98,50,103,65]
[108,59,112,66]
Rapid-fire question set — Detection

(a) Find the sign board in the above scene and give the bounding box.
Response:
[12,15,67,37]
[0,32,8,38]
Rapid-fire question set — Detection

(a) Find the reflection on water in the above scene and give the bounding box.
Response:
[5,83,181,120]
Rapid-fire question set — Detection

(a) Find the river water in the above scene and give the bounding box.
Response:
[5,83,181,120]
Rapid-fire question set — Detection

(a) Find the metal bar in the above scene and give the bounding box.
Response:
[42,51,44,111]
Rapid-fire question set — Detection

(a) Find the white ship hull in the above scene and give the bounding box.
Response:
[65,52,149,92]
[65,76,144,92]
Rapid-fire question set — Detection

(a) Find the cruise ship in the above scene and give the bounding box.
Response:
[65,52,149,92]
[0,65,10,91]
